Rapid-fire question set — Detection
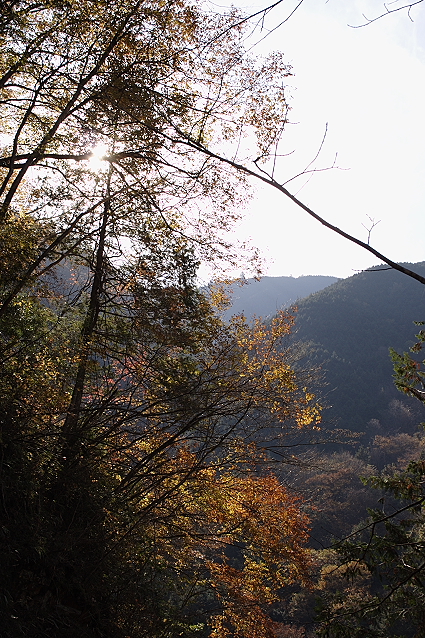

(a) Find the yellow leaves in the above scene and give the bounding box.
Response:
[148,449,309,635]
[317,559,370,593]
[294,404,322,428]
[112,432,311,638]
[208,281,233,314]
[229,310,321,428]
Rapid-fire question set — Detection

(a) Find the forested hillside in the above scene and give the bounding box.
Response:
[273,265,425,637]
[223,264,425,436]
[221,275,339,321]
[291,263,425,434]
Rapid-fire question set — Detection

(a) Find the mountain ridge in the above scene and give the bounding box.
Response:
[221,274,339,321]
[223,263,425,436]
[290,262,425,433]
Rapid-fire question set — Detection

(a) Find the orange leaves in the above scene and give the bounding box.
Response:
[209,564,279,638]
[120,438,312,638]
[200,471,305,553]
[202,471,311,638]
[110,428,312,637]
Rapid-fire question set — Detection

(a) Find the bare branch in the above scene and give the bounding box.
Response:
[349,0,423,27]
[361,214,381,245]
[161,126,425,287]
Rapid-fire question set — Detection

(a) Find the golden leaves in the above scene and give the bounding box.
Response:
[230,310,321,427]
[117,438,312,638]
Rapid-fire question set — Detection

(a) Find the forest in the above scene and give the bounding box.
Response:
[1,1,425,637]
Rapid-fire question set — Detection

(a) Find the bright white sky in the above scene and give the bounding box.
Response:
[217,0,425,278]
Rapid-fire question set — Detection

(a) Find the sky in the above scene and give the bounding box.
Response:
[215,0,425,279]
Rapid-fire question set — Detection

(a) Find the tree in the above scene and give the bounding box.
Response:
[0,254,319,636]
[0,2,320,636]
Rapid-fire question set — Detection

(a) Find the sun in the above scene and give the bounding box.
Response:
[88,143,109,172]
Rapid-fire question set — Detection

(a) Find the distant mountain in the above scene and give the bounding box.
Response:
[221,275,339,321]
[291,263,425,436]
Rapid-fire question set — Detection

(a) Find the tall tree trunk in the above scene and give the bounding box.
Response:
[61,196,110,459]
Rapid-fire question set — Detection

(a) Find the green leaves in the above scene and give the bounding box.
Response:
[390,322,425,404]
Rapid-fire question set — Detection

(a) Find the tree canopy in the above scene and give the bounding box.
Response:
[0,2,321,637]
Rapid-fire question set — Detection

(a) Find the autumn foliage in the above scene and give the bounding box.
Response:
[0,1,322,636]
